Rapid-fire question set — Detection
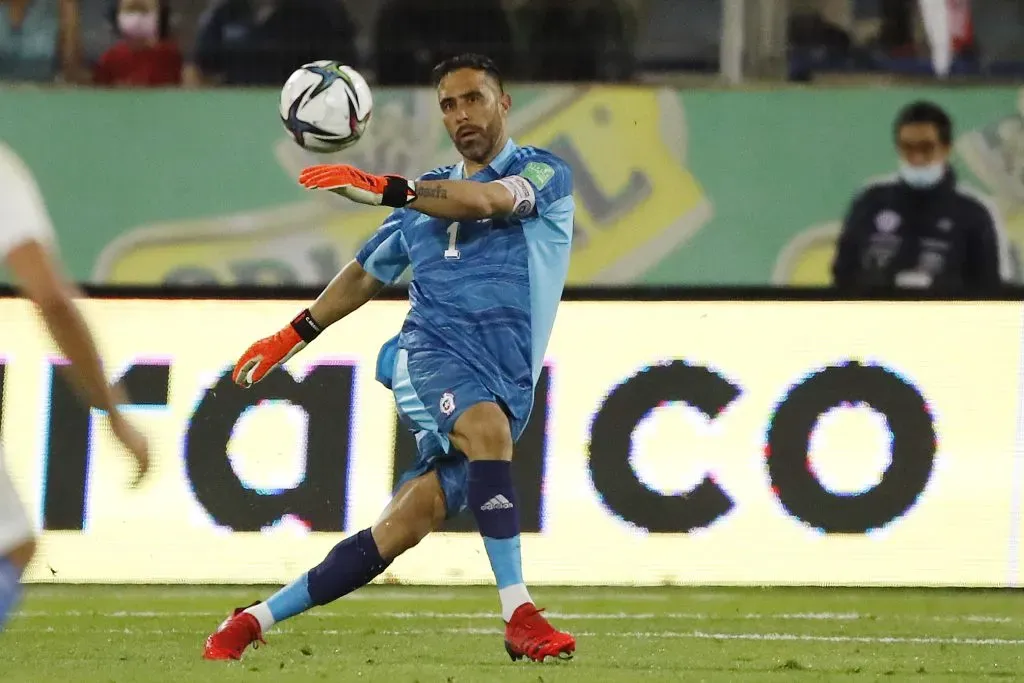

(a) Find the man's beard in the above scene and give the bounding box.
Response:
[453,124,497,163]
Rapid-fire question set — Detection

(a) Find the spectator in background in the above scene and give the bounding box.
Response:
[788,1,858,80]
[374,0,513,86]
[0,0,85,82]
[185,0,356,87]
[93,0,180,87]
[524,0,633,82]
[879,0,916,56]
[831,101,1014,293]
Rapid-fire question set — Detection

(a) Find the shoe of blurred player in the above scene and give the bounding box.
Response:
[503,603,575,662]
[203,603,266,660]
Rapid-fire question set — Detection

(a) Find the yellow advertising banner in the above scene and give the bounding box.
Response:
[0,298,1020,586]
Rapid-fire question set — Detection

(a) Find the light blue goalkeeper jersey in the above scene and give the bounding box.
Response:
[355,138,574,424]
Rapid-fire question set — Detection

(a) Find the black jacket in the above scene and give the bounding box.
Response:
[831,169,1015,293]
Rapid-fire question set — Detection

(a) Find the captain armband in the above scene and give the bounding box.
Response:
[494,176,537,218]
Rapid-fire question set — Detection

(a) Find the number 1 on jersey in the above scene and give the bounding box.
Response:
[444,223,461,260]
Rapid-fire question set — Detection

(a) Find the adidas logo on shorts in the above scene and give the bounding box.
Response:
[480,494,514,511]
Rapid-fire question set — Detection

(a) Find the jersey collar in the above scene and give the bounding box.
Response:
[453,138,518,179]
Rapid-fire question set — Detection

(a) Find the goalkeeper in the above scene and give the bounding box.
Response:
[203,53,577,664]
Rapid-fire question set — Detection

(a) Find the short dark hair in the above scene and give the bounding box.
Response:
[431,54,504,91]
[894,100,953,145]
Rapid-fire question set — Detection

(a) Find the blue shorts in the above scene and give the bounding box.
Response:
[375,335,528,518]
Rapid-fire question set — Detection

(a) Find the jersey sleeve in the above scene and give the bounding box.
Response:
[355,210,411,284]
[502,150,573,219]
[0,144,55,258]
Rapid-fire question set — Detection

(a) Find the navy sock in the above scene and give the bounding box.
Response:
[469,460,520,539]
[306,528,391,606]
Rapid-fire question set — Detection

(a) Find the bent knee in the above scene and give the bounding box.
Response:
[373,517,432,559]
[373,474,447,559]
[452,403,513,461]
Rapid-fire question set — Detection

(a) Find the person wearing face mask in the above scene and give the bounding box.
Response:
[831,100,1016,293]
[92,0,180,87]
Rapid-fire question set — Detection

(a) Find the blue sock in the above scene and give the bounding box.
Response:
[468,460,532,621]
[247,529,390,631]
[263,574,314,625]
[0,557,24,631]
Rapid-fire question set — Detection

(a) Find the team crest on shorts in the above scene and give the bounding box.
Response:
[439,392,456,416]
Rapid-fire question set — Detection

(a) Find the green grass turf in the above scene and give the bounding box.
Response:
[3,585,1024,682]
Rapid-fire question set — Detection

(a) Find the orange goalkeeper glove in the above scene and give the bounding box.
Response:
[232,309,323,388]
[298,164,417,208]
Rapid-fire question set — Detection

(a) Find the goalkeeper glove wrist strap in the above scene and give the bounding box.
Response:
[382,176,417,208]
[290,309,323,343]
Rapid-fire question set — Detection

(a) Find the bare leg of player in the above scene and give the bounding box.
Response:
[449,402,576,662]
[202,473,447,660]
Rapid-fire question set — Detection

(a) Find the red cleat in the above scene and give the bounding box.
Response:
[203,603,266,661]
[504,603,575,662]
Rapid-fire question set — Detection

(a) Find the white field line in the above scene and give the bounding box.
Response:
[4,625,1024,647]
[11,609,1017,624]
[21,589,676,602]
[21,589,472,602]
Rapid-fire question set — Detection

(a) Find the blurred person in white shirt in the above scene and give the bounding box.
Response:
[0,141,150,631]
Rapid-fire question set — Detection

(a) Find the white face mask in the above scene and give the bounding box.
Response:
[118,10,159,40]
[898,161,946,189]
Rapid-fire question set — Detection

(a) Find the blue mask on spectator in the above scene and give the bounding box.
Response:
[899,161,945,189]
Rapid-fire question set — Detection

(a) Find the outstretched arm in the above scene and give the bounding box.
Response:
[232,260,384,388]
[408,179,515,220]
[309,259,385,327]
[233,206,411,389]
[298,165,534,221]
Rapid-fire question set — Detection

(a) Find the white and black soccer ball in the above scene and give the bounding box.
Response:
[279,61,373,154]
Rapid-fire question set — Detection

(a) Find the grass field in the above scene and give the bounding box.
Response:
[3,585,1024,682]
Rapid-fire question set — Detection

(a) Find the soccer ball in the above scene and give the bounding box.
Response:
[279,61,373,154]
